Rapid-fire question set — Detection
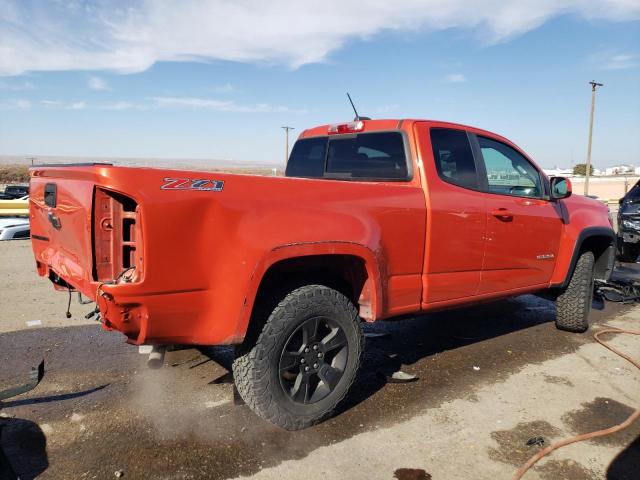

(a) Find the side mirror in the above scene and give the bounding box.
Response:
[550,176,572,200]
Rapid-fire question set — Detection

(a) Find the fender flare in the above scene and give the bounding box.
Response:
[234,241,385,340]
[551,226,616,290]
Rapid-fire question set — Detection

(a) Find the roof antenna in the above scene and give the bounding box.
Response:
[346,93,371,121]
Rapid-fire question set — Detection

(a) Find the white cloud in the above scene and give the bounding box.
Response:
[445,73,467,83]
[42,99,89,109]
[589,51,638,70]
[1,1,639,76]
[88,76,110,90]
[152,96,292,113]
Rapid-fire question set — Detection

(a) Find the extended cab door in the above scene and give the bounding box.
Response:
[415,124,487,304]
[472,134,563,293]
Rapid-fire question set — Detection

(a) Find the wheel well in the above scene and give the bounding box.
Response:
[256,254,368,308]
[241,255,369,350]
[578,234,615,281]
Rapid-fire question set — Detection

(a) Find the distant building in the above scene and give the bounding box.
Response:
[604,165,635,176]
[543,167,574,177]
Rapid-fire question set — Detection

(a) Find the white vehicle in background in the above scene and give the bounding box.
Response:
[0,217,30,240]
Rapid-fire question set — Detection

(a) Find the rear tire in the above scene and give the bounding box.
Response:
[555,251,595,333]
[232,285,363,430]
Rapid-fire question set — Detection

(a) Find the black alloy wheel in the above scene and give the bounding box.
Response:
[278,316,348,404]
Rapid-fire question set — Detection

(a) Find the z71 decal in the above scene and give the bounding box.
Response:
[161,178,224,192]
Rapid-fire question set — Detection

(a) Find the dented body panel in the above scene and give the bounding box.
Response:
[29,119,614,346]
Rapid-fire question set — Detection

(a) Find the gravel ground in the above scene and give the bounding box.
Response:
[0,240,638,480]
[0,240,94,333]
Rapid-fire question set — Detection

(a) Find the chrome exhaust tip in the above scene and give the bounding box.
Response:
[139,345,166,369]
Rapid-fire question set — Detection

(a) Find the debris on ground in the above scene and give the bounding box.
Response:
[70,413,85,422]
[525,436,545,447]
[378,370,418,383]
[114,469,125,478]
[393,468,432,480]
[204,399,230,409]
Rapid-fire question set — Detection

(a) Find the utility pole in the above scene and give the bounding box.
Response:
[584,81,603,196]
[281,126,295,165]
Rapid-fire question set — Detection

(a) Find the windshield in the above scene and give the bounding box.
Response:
[624,182,640,203]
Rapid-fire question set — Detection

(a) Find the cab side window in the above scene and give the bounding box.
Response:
[478,136,542,198]
[430,128,479,190]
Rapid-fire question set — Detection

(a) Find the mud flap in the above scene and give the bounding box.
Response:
[0,360,45,402]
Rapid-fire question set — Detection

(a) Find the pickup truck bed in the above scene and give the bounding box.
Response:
[30,162,425,344]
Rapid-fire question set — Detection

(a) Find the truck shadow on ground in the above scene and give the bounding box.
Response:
[204,293,614,429]
[0,384,108,409]
[204,294,570,422]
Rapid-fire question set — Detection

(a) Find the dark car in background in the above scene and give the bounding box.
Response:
[618,180,640,262]
[2,185,29,199]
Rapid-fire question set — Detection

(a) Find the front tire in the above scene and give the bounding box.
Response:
[232,285,363,430]
[555,251,595,333]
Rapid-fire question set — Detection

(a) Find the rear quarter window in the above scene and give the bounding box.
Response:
[430,128,479,190]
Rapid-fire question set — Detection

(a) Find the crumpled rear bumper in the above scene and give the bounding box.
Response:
[96,283,234,346]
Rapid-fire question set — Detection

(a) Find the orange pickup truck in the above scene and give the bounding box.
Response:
[29,118,615,429]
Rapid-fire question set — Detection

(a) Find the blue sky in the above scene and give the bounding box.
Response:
[0,1,639,168]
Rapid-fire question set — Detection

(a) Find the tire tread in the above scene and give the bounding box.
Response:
[232,285,363,430]
[556,251,595,333]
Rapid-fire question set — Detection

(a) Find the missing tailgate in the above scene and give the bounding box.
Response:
[92,188,141,282]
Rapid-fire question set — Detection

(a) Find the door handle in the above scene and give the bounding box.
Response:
[491,208,513,221]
